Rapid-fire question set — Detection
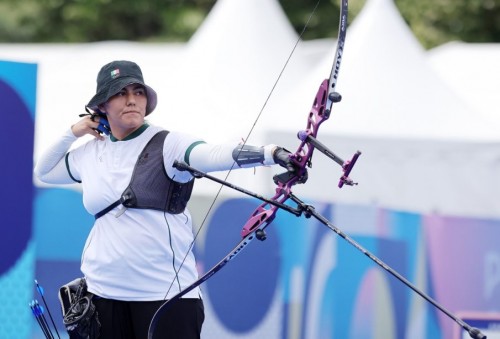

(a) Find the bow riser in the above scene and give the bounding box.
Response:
[241,79,335,237]
[293,79,330,167]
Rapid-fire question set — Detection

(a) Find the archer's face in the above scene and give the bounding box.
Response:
[100,84,147,139]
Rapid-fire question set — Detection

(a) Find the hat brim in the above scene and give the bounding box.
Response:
[87,76,157,116]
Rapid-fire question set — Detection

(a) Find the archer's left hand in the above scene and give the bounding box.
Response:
[272,147,308,184]
[272,147,299,172]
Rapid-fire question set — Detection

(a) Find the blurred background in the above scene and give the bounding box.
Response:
[1,0,499,47]
[1,0,500,338]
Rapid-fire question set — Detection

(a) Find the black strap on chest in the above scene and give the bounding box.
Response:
[94,130,194,219]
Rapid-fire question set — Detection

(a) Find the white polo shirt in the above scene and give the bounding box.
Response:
[68,124,202,300]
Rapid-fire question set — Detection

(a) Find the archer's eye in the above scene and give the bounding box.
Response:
[135,87,146,96]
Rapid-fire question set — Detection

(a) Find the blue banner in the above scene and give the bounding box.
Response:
[0,60,37,339]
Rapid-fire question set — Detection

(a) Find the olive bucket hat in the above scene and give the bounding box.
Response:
[87,60,157,115]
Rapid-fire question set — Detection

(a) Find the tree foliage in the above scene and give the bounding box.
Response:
[281,0,500,48]
[397,0,500,47]
[0,0,215,43]
[0,0,499,48]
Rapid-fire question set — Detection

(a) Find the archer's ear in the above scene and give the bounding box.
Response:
[97,104,106,113]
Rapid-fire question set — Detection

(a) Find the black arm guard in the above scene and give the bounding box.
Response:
[232,144,265,166]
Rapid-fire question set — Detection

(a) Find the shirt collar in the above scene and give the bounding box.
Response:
[110,123,149,142]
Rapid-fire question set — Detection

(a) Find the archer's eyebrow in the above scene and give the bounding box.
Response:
[121,84,145,92]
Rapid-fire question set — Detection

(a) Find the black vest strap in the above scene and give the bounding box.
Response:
[94,130,194,220]
[94,199,122,220]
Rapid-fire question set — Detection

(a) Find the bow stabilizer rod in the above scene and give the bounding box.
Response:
[287,194,487,339]
[173,160,302,218]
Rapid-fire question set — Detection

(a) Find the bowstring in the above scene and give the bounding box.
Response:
[163,0,323,300]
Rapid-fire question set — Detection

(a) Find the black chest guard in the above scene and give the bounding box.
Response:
[95,130,194,219]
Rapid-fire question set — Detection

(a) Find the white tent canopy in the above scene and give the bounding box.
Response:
[155,0,309,145]
[273,0,500,141]
[428,41,500,126]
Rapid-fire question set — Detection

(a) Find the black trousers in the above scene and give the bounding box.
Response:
[92,297,204,339]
